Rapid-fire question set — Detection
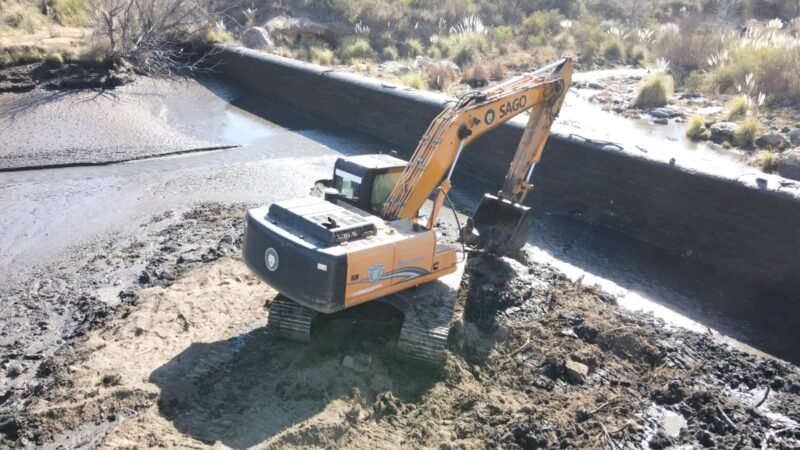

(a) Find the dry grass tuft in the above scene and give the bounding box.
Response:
[735,116,761,148]
[427,63,457,91]
[634,73,674,108]
[686,115,710,140]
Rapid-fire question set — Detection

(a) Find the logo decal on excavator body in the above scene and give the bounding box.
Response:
[484,109,495,125]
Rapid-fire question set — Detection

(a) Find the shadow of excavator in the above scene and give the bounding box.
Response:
[149,301,439,448]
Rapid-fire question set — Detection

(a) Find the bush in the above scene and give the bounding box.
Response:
[494,26,513,45]
[579,40,599,65]
[3,5,41,32]
[735,116,761,148]
[705,65,737,95]
[488,61,507,80]
[401,73,426,90]
[686,115,710,140]
[654,28,723,70]
[51,0,90,27]
[628,45,647,66]
[427,63,457,90]
[603,38,625,62]
[405,39,423,58]
[523,9,563,40]
[449,33,490,67]
[310,47,335,65]
[463,62,490,85]
[729,44,800,101]
[382,46,398,61]
[725,95,752,121]
[340,38,374,62]
[634,73,674,108]
[681,70,706,91]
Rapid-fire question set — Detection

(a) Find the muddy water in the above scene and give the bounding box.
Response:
[1,76,797,364]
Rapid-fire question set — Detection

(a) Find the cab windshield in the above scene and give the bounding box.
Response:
[334,169,361,202]
[370,171,403,213]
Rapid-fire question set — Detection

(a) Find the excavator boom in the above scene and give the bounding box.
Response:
[382,57,573,254]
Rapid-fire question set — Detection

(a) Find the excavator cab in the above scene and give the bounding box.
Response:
[331,154,407,215]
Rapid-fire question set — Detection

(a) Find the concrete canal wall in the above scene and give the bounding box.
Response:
[215,45,800,293]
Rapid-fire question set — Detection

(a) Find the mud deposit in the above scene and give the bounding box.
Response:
[0,204,796,449]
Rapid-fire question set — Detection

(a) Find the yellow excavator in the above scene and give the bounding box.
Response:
[243,57,573,365]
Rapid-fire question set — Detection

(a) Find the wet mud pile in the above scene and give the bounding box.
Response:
[1,204,798,448]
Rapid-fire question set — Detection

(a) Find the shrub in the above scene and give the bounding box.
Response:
[462,62,490,85]
[755,150,778,172]
[735,116,761,148]
[427,63,457,90]
[681,71,706,91]
[493,25,513,47]
[686,115,710,140]
[729,44,800,101]
[725,95,752,121]
[3,5,41,32]
[523,9,563,40]
[51,0,90,27]
[427,46,442,60]
[654,28,724,70]
[603,38,625,62]
[488,61,506,80]
[401,73,426,90]
[340,38,374,62]
[634,73,674,108]
[628,45,647,66]
[382,46,398,61]
[405,39,423,58]
[579,40,599,65]
[310,46,335,65]
[705,65,737,95]
[449,34,490,67]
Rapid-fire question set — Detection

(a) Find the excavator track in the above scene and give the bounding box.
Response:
[394,262,465,367]
[267,294,317,343]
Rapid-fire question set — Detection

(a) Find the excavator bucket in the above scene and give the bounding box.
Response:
[462,193,534,255]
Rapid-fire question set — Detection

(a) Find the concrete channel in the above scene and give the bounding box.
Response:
[215,45,800,297]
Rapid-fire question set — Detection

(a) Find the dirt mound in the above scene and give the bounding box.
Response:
[2,205,798,448]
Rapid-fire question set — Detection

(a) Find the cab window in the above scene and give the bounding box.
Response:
[334,169,361,202]
[370,170,403,212]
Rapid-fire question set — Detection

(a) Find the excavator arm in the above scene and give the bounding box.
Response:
[382,57,573,253]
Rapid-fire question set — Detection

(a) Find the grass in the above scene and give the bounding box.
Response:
[400,73,426,90]
[381,46,398,61]
[686,115,710,140]
[426,63,457,91]
[755,150,778,172]
[51,0,90,27]
[309,46,335,65]
[735,116,761,148]
[634,73,674,108]
[603,38,624,62]
[0,46,46,68]
[725,95,752,121]
[340,38,374,62]
[3,4,42,32]
[404,39,423,58]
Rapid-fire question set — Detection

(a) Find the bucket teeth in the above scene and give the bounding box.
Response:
[267,295,317,343]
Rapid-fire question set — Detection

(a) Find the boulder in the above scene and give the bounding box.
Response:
[653,117,669,125]
[649,106,683,119]
[564,360,589,384]
[241,27,273,50]
[709,122,737,144]
[378,61,410,75]
[777,149,800,181]
[264,15,340,46]
[755,132,789,149]
[413,55,459,73]
[789,128,800,146]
